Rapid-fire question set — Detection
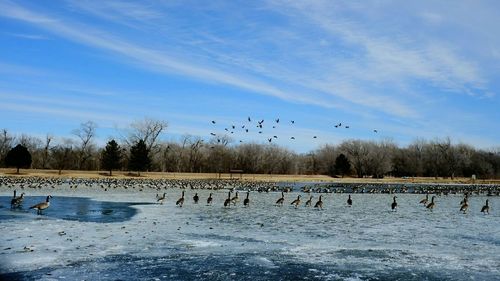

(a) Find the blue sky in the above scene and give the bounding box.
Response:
[0,0,499,152]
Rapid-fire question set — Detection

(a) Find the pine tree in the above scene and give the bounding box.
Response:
[334,153,351,178]
[128,139,151,176]
[100,139,122,176]
[5,144,32,174]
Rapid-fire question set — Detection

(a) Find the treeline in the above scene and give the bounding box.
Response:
[1,119,499,179]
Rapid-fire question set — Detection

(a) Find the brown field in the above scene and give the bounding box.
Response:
[1,168,499,184]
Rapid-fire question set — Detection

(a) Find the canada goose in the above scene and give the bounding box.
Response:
[481,199,489,214]
[347,195,352,207]
[460,198,468,214]
[275,192,284,206]
[224,191,231,207]
[314,195,323,209]
[231,191,240,205]
[243,191,250,207]
[30,195,52,215]
[460,195,468,206]
[426,196,435,211]
[305,195,313,207]
[193,193,199,204]
[207,193,213,205]
[391,196,397,211]
[290,195,301,208]
[419,194,429,205]
[11,191,25,208]
[157,193,166,204]
[176,191,185,207]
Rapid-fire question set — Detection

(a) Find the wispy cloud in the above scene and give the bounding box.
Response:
[0,1,337,109]
[4,32,48,40]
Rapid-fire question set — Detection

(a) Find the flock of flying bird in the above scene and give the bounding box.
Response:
[208,117,378,145]
[9,189,491,215]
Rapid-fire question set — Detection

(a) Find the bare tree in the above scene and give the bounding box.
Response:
[72,121,97,170]
[51,139,74,175]
[0,129,14,166]
[41,134,53,169]
[339,140,369,178]
[127,118,168,152]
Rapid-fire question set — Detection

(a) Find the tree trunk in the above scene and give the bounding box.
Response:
[109,169,113,176]
[16,167,19,174]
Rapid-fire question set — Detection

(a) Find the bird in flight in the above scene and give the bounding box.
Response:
[211,120,216,124]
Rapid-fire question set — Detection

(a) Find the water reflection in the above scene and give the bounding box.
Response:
[0,196,152,223]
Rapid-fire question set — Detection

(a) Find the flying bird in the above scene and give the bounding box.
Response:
[211,121,216,124]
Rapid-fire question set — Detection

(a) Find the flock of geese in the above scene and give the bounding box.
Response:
[9,189,491,215]
[153,190,490,214]
[208,117,378,144]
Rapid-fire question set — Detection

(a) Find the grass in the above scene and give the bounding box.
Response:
[1,168,498,184]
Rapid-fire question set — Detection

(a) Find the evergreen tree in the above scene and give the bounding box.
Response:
[100,139,122,176]
[128,139,151,176]
[5,144,32,174]
[334,153,351,177]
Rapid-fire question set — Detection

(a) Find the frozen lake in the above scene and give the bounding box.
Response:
[1,185,499,280]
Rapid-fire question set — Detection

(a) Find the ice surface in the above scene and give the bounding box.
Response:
[0,183,499,280]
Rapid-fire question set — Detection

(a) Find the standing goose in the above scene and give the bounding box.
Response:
[460,198,469,214]
[207,193,213,205]
[243,191,250,207]
[176,191,185,207]
[11,191,25,208]
[193,193,199,204]
[347,195,352,207]
[30,195,52,215]
[156,193,166,204]
[314,195,323,209]
[231,191,240,205]
[275,192,285,206]
[481,199,489,214]
[291,195,301,208]
[419,194,429,205]
[305,195,313,207]
[224,191,231,207]
[391,196,397,211]
[426,196,435,211]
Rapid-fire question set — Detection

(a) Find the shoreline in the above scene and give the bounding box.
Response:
[1,168,499,185]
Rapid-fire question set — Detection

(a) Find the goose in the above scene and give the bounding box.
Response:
[426,196,435,211]
[243,191,250,207]
[460,198,468,214]
[275,192,284,206]
[419,194,429,205]
[481,199,489,214]
[291,195,301,208]
[30,195,52,215]
[314,195,323,209]
[224,191,231,207]
[207,193,213,205]
[10,190,16,208]
[305,195,313,207]
[193,193,199,204]
[11,191,25,208]
[176,191,185,207]
[347,195,352,207]
[391,196,397,211]
[231,191,240,205]
[156,193,166,204]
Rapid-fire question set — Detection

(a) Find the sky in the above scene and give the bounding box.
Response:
[0,0,499,152]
